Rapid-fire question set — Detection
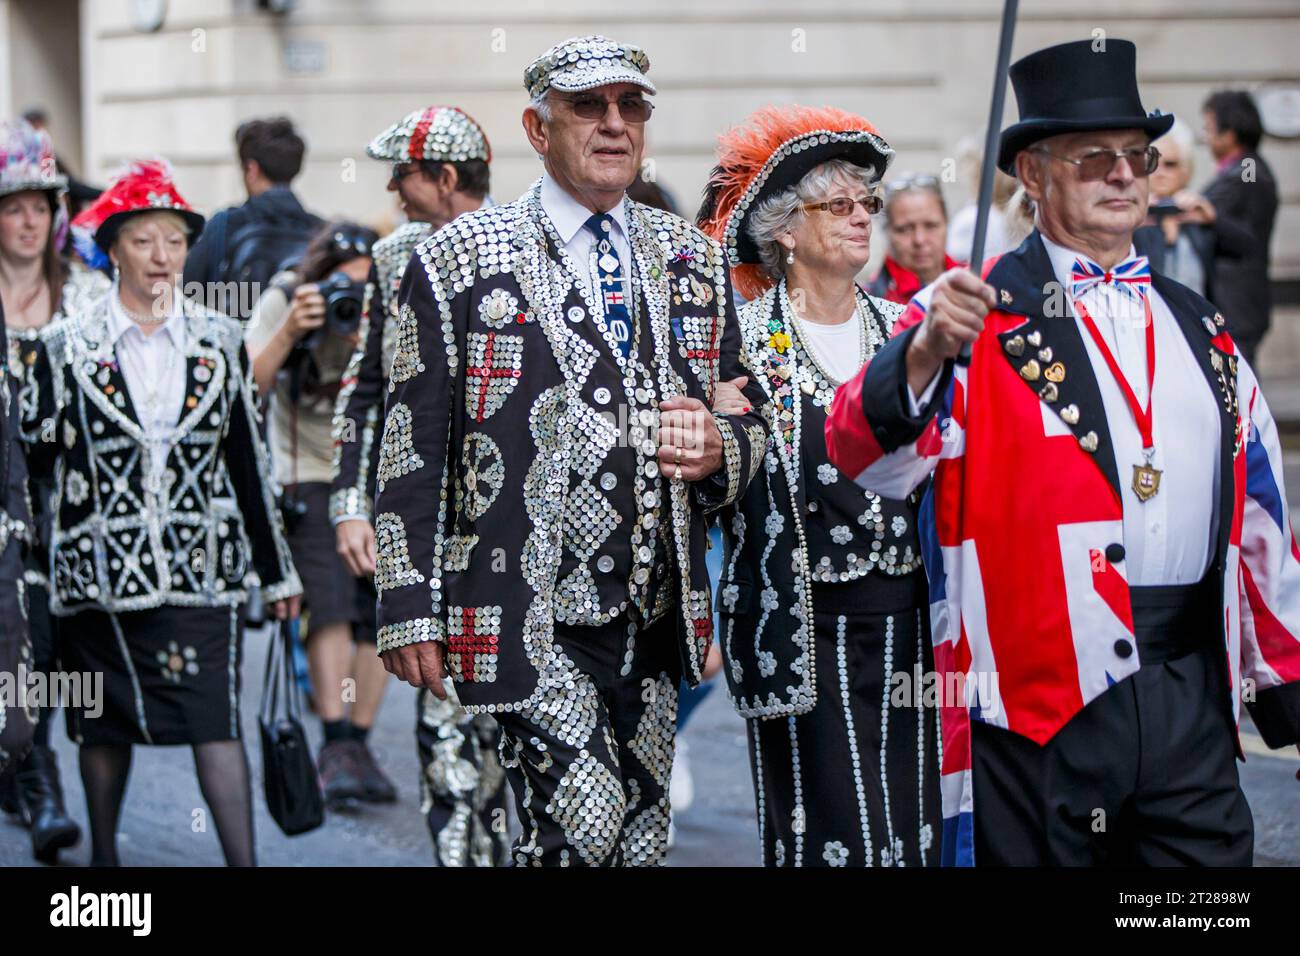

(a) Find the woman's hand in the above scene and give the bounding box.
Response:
[711,376,752,416]
[270,594,303,620]
[702,641,724,680]
[1172,189,1216,225]
[285,283,326,340]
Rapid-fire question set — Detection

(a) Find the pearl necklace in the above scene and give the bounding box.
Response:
[121,302,169,325]
[788,289,870,388]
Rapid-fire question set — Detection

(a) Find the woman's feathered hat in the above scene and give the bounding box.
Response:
[0,118,69,250]
[71,159,204,270]
[698,104,893,300]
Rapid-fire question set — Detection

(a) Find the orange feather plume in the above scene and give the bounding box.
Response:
[699,105,884,300]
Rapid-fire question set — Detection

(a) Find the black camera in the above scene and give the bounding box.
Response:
[278,492,309,535]
[1147,198,1182,221]
[299,271,365,350]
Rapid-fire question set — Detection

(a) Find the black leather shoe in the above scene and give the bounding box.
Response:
[317,739,367,807]
[352,741,398,803]
[16,746,81,864]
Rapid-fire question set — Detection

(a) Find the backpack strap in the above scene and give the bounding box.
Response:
[206,208,231,285]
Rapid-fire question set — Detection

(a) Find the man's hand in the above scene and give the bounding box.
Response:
[907,267,996,395]
[270,594,302,621]
[657,396,724,482]
[336,518,376,577]
[381,641,448,698]
[710,375,752,416]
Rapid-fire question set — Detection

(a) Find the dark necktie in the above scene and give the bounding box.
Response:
[583,212,631,359]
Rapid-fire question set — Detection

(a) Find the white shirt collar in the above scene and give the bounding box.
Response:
[539,172,629,246]
[108,288,185,349]
[1038,232,1138,291]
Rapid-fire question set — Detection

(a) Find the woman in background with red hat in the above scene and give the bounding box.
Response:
[0,118,109,864]
[699,105,939,867]
[23,159,302,866]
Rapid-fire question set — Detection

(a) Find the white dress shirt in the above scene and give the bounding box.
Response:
[108,290,188,487]
[1039,233,1220,585]
[539,173,632,307]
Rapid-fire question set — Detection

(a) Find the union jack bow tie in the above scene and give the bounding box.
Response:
[1069,254,1151,303]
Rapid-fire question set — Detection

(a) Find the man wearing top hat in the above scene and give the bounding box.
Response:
[371,36,769,866]
[826,38,1300,865]
[329,106,508,866]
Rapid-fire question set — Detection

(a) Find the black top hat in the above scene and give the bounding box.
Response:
[998,39,1173,176]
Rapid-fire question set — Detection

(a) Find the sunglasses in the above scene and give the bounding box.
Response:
[331,231,372,257]
[803,195,884,217]
[885,174,941,193]
[1032,144,1161,181]
[556,93,655,123]
[389,164,420,186]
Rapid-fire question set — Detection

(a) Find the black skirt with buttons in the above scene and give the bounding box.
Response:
[59,603,244,746]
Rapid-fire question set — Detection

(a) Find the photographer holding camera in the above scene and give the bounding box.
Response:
[245,220,397,807]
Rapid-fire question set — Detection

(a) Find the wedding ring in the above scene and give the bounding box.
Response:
[674,445,683,465]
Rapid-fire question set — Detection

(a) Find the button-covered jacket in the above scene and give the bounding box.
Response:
[24,295,302,615]
[372,181,770,712]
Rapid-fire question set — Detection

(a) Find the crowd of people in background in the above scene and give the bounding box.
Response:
[0,39,1287,867]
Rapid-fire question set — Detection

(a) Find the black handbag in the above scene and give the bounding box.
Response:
[258,618,324,836]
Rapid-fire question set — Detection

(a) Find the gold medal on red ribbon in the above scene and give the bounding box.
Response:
[1132,461,1162,502]
[1076,295,1160,502]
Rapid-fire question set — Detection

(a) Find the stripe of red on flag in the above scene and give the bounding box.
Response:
[1090,548,1135,635]
[934,626,971,776]
[1241,563,1300,682]
[933,454,964,549]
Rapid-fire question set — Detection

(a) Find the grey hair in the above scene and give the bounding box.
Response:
[527,90,553,123]
[1155,118,1196,177]
[746,158,878,286]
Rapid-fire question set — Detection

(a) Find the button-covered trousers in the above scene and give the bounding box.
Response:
[494,612,682,866]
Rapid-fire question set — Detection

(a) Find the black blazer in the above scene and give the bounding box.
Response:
[1201,151,1279,347]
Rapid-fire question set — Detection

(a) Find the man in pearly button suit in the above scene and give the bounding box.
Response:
[373,35,769,866]
[331,105,508,866]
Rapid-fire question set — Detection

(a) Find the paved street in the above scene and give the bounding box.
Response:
[3,378,1300,868]
[0,635,761,867]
